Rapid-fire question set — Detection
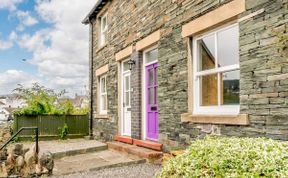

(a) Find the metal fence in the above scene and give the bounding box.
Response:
[14,115,89,138]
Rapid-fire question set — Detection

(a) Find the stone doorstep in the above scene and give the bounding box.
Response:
[113,135,163,151]
[133,139,163,151]
[113,135,133,144]
[52,144,108,159]
[107,141,163,159]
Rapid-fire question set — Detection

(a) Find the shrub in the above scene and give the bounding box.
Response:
[13,83,88,116]
[158,136,288,178]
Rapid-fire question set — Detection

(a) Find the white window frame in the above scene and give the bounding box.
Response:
[100,12,108,47]
[99,75,107,115]
[193,23,240,115]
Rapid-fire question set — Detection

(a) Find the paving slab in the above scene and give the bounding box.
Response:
[52,150,146,176]
[21,139,107,159]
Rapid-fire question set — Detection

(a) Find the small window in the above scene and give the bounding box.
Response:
[193,23,240,115]
[100,13,108,46]
[99,75,107,114]
[145,48,158,64]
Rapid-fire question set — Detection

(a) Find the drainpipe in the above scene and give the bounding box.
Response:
[88,17,94,138]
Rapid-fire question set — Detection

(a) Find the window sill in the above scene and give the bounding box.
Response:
[96,44,108,53]
[94,114,109,119]
[181,113,249,125]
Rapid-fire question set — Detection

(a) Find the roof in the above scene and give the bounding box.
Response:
[3,107,17,114]
[82,0,110,25]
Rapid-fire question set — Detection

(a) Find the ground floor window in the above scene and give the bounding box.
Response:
[99,75,107,114]
[193,23,240,115]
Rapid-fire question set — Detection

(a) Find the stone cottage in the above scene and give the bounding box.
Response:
[83,0,288,147]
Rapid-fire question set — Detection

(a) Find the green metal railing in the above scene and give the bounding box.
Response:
[0,127,39,153]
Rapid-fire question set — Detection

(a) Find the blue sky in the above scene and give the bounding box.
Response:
[0,0,95,96]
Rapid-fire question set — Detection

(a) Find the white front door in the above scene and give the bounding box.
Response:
[122,61,131,136]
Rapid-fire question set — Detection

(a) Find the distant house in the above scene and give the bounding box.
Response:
[0,94,27,109]
[0,107,15,123]
[71,95,89,109]
[83,0,288,147]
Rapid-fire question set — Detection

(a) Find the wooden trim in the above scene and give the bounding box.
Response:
[95,64,109,76]
[181,0,246,37]
[115,46,133,61]
[136,30,161,51]
[181,113,249,125]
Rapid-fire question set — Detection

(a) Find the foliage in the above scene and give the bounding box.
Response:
[158,136,288,178]
[58,123,69,140]
[13,83,88,116]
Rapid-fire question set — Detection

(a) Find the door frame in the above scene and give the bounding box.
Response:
[142,46,158,141]
[121,58,131,136]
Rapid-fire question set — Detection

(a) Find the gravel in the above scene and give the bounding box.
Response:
[53,163,162,178]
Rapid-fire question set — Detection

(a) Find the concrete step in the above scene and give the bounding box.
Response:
[53,149,146,176]
[22,139,108,159]
[107,141,163,159]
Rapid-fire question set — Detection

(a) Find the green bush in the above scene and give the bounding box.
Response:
[13,83,88,116]
[158,136,288,178]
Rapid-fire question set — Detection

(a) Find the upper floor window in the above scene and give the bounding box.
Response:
[100,13,108,46]
[193,23,240,115]
[99,75,107,114]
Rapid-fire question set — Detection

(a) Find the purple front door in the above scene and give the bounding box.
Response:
[146,63,158,141]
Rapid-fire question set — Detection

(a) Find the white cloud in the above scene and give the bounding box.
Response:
[0,0,23,11]
[0,70,39,94]
[0,31,18,50]
[16,11,38,31]
[0,40,13,50]
[15,0,95,95]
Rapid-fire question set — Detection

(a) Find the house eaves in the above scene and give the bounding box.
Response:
[82,0,110,25]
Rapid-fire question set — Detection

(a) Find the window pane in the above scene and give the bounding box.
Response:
[155,67,157,85]
[101,16,107,31]
[200,74,218,106]
[145,48,158,64]
[123,61,130,71]
[125,76,130,91]
[101,77,106,93]
[198,34,216,71]
[220,70,240,105]
[101,95,107,110]
[125,91,130,106]
[149,69,153,86]
[149,88,154,104]
[217,25,239,67]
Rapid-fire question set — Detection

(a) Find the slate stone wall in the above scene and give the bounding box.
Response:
[90,0,288,147]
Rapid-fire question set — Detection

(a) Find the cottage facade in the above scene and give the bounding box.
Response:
[83,0,288,148]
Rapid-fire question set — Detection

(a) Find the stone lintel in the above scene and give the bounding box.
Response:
[115,45,133,61]
[136,30,161,51]
[182,0,246,37]
[95,64,109,77]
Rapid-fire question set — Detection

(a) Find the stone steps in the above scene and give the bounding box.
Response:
[53,149,146,176]
[107,141,163,160]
